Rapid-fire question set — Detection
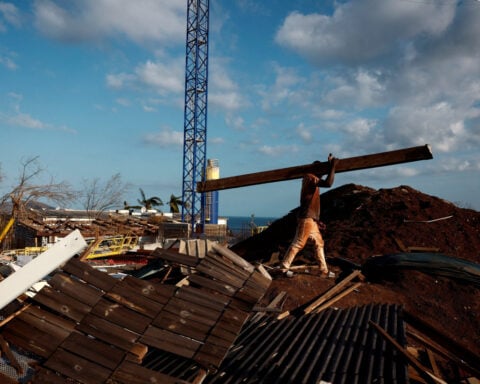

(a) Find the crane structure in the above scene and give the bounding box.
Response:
[181,0,210,232]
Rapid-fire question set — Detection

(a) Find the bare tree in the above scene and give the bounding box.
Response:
[1,156,75,220]
[80,173,130,218]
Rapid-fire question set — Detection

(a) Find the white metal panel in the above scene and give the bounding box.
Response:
[0,229,87,310]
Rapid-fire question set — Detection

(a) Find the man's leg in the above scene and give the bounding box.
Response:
[281,219,308,269]
[311,232,328,274]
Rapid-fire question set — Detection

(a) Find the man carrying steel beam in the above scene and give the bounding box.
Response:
[280,154,339,276]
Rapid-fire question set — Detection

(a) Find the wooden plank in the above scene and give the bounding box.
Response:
[45,348,112,384]
[403,310,480,375]
[32,368,68,384]
[304,270,362,314]
[208,323,238,344]
[175,285,230,311]
[2,319,58,357]
[312,282,362,313]
[188,273,237,296]
[21,306,76,333]
[153,310,212,341]
[369,321,447,384]
[195,350,226,370]
[17,309,72,342]
[106,281,167,319]
[91,298,152,334]
[163,297,221,325]
[116,275,175,304]
[112,360,192,384]
[76,314,144,356]
[62,258,117,292]
[198,145,433,192]
[407,330,480,378]
[140,326,202,359]
[196,263,245,289]
[48,272,103,306]
[151,248,199,267]
[60,332,125,371]
[0,230,87,311]
[32,285,91,322]
[215,309,250,334]
[205,252,252,280]
[211,243,255,272]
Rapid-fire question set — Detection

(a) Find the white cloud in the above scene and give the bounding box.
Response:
[323,69,385,108]
[0,2,21,29]
[106,73,135,89]
[115,98,130,107]
[106,58,184,99]
[33,0,185,45]
[143,128,183,148]
[296,123,312,143]
[384,102,475,152]
[135,59,184,94]
[0,55,17,70]
[257,144,299,157]
[275,0,456,64]
[208,59,248,112]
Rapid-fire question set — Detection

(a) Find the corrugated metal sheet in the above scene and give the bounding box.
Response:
[206,303,408,384]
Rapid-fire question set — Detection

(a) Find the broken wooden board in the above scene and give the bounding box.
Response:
[0,230,87,311]
[197,144,433,192]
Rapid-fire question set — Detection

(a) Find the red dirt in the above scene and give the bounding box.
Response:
[231,184,480,361]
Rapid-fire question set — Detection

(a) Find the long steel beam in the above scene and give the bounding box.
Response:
[197,144,433,192]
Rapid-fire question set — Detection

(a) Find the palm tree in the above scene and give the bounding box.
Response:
[168,194,184,213]
[137,188,163,210]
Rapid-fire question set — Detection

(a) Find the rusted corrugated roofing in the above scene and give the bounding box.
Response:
[206,303,407,384]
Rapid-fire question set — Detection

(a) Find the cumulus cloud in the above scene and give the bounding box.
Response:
[275,0,456,65]
[0,55,17,70]
[271,0,480,173]
[208,59,248,112]
[295,123,312,143]
[135,59,184,94]
[33,0,185,44]
[106,58,184,98]
[143,128,183,148]
[384,103,474,152]
[257,144,299,157]
[0,2,21,30]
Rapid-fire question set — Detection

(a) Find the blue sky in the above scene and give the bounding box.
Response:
[1,0,480,217]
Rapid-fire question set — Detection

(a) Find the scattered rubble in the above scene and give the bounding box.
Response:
[0,183,479,383]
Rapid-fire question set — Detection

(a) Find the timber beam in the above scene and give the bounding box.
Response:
[197,144,433,192]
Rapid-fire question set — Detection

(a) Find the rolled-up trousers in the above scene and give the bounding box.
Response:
[282,218,328,272]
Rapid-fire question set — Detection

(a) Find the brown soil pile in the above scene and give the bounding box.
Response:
[231,184,480,359]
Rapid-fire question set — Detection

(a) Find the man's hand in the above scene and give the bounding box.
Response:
[328,154,339,168]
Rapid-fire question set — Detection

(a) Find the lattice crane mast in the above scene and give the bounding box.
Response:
[181,0,210,232]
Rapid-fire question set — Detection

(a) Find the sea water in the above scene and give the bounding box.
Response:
[225,215,278,236]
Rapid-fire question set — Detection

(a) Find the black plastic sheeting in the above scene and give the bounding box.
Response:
[205,304,408,384]
[362,252,480,287]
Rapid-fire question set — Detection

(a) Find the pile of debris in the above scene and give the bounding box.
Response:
[0,183,479,383]
[232,183,480,381]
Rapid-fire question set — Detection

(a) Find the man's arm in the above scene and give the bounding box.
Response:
[318,154,339,188]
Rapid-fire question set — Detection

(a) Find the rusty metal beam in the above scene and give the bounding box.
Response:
[197,144,433,192]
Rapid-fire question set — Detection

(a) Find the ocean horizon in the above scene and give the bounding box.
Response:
[223,215,278,235]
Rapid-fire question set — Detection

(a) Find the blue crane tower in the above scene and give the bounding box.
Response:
[181,0,210,232]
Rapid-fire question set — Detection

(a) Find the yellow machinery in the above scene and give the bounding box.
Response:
[0,217,15,245]
[85,235,139,260]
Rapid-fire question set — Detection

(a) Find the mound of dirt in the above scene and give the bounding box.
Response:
[231,183,480,358]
